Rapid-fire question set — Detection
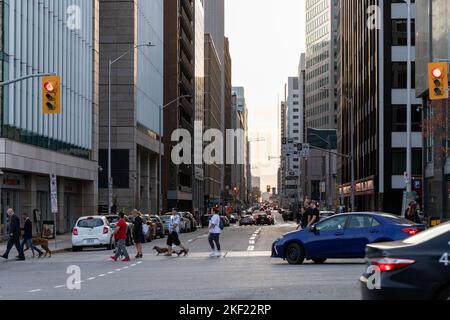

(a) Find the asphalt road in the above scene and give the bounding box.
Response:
[0,212,364,300]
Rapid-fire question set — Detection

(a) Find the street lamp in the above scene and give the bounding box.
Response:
[158,95,192,215]
[320,87,355,211]
[108,42,155,215]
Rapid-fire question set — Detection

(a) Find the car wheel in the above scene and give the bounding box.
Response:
[436,285,450,300]
[285,243,305,265]
[312,258,327,264]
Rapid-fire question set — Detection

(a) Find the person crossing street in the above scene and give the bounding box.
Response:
[165,208,189,257]
[1,208,26,261]
[208,209,222,258]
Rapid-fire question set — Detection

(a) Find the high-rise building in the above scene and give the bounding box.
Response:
[98,0,164,214]
[163,0,196,213]
[193,0,205,220]
[224,37,233,200]
[338,0,421,213]
[204,33,222,207]
[415,0,450,220]
[305,0,338,130]
[0,1,99,237]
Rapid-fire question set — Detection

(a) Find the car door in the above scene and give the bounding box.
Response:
[342,215,382,257]
[305,215,348,258]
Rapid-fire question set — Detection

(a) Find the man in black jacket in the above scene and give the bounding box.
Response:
[1,208,26,261]
[21,213,43,258]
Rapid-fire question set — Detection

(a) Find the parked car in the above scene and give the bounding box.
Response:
[150,215,165,238]
[281,210,294,222]
[256,212,274,226]
[72,216,115,252]
[181,212,197,232]
[360,222,450,300]
[239,215,255,226]
[141,214,155,242]
[104,215,134,246]
[160,215,172,234]
[272,212,426,265]
[320,211,335,219]
[228,214,237,224]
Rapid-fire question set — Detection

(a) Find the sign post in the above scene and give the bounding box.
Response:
[50,174,58,249]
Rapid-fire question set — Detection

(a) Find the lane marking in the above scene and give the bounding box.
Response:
[28,289,42,293]
[115,269,122,272]
[107,271,114,274]
[137,261,142,264]
[98,274,106,277]
[247,246,255,251]
[123,266,129,269]
[249,240,255,245]
[75,280,84,284]
[87,277,96,281]
[54,285,65,289]
[130,264,137,267]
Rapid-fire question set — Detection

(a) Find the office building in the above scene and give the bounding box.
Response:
[0,1,99,237]
[98,0,164,214]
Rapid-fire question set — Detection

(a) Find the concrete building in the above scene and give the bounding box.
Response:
[0,1,100,237]
[224,37,233,201]
[305,0,337,130]
[98,0,163,214]
[204,33,222,208]
[415,0,450,220]
[163,0,195,213]
[337,0,421,213]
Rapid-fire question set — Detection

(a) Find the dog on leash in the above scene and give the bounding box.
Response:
[153,246,185,256]
[23,238,52,258]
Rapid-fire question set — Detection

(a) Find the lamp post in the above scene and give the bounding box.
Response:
[404,0,412,193]
[158,95,192,215]
[108,42,155,215]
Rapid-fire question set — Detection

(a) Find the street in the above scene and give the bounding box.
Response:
[0,212,364,300]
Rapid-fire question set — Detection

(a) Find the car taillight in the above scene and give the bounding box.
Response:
[73,228,78,236]
[402,228,419,236]
[103,227,109,234]
[370,258,416,272]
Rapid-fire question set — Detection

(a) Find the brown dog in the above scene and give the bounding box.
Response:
[23,238,52,258]
[153,246,185,256]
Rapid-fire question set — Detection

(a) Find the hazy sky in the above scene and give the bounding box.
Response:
[225,0,306,190]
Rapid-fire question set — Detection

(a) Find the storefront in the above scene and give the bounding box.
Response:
[0,173,25,237]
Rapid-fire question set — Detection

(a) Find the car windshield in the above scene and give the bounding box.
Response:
[77,218,104,228]
[403,222,450,244]
[379,213,416,225]
[106,217,119,224]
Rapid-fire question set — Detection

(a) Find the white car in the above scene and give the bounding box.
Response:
[72,216,115,251]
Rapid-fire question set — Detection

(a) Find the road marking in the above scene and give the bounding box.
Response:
[87,277,96,281]
[54,285,65,289]
[75,280,84,284]
[130,264,137,267]
[137,261,142,264]
[249,240,255,245]
[107,271,114,274]
[98,274,106,277]
[247,246,255,251]
[123,266,129,269]
[28,289,42,293]
[115,269,122,272]
[188,239,193,242]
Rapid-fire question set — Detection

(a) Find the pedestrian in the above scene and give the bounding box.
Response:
[307,201,320,227]
[21,213,43,258]
[166,208,189,257]
[208,209,222,258]
[299,200,311,229]
[406,200,421,224]
[111,212,130,262]
[131,209,144,259]
[1,208,26,261]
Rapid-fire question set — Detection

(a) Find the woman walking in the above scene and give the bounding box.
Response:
[132,210,144,259]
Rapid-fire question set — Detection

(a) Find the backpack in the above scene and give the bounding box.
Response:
[219,218,225,230]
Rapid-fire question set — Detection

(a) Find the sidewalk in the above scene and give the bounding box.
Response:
[0,233,73,255]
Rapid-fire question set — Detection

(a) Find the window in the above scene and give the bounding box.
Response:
[316,216,347,232]
[392,19,415,46]
[392,149,422,175]
[347,216,376,229]
[391,62,415,89]
[392,105,421,132]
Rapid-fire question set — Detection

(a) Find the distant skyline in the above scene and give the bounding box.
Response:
[225,0,306,190]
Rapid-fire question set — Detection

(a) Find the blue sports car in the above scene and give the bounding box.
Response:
[271,212,426,265]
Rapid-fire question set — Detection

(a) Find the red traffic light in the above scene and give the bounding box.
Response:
[44,82,55,92]
[431,67,443,79]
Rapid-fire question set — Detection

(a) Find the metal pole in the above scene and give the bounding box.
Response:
[350,99,355,212]
[108,61,112,215]
[406,0,412,193]
[0,73,56,87]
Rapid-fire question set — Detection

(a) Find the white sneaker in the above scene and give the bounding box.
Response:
[209,251,217,257]
[214,251,222,258]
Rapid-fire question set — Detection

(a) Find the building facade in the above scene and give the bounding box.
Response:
[415,0,450,220]
[0,0,100,237]
[163,0,195,213]
[338,0,421,214]
[98,0,163,214]
[305,0,337,130]
[224,37,233,202]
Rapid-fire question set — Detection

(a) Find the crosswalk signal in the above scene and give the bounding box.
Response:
[428,62,449,100]
[42,76,61,114]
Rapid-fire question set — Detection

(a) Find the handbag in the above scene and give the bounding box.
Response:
[142,223,149,235]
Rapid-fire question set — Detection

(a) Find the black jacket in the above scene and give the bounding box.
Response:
[9,214,21,239]
[23,219,33,240]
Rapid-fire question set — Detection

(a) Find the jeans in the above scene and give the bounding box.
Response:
[114,239,129,259]
[3,236,25,259]
[208,233,221,251]
[21,238,43,256]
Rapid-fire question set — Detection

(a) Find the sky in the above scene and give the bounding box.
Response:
[225,0,306,191]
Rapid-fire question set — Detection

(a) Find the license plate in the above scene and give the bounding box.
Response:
[86,239,95,244]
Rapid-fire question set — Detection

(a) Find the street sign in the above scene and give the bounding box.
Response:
[50,174,58,214]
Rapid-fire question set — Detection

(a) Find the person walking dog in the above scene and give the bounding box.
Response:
[21,213,43,258]
[165,208,189,257]
[1,208,26,261]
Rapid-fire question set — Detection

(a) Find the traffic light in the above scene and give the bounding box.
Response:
[42,76,61,114]
[428,62,449,100]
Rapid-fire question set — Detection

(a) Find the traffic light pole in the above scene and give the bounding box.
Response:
[0,73,56,87]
